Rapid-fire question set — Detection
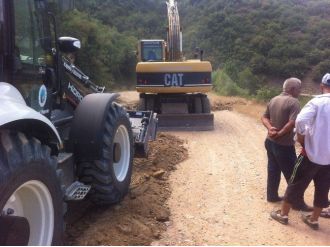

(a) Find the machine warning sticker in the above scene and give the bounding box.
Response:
[38,85,47,108]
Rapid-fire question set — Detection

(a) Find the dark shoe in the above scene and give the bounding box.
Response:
[270,210,288,225]
[292,203,313,212]
[320,209,330,218]
[301,214,319,230]
[267,196,283,203]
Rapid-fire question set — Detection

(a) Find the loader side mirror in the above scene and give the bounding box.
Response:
[58,37,81,53]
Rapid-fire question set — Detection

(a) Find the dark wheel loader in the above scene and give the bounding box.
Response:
[0,0,157,245]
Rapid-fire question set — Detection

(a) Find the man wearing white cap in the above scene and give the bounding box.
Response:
[270,73,330,230]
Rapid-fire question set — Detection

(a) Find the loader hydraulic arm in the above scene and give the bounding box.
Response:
[62,56,105,94]
[62,56,105,105]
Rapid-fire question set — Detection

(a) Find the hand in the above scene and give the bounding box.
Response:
[268,127,278,138]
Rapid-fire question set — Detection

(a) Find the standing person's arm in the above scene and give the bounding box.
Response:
[261,102,278,138]
[296,133,305,147]
[275,100,300,139]
[275,120,295,138]
[261,116,278,137]
[295,100,317,146]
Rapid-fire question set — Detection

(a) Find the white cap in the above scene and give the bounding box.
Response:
[321,73,330,86]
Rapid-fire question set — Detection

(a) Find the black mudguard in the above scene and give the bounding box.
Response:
[70,93,120,161]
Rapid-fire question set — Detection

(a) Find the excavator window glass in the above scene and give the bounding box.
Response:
[141,41,163,62]
[12,0,52,114]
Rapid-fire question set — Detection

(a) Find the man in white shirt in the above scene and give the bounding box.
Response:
[270,73,330,230]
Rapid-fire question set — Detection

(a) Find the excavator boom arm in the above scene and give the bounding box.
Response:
[166,0,182,61]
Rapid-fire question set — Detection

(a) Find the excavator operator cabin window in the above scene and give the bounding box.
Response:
[142,41,163,62]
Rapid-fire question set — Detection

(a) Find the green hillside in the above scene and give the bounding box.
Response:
[59,0,330,95]
[180,0,330,93]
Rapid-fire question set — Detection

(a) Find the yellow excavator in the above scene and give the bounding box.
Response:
[136,0,213,131]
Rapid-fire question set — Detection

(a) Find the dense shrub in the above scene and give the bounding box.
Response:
[213,69,249,97]
[312,60,330,82]
[255,86,281,102]
[237,68,260,95]
[60,10,137,88]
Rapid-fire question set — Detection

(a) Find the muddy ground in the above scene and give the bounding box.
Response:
[65,92,330,246]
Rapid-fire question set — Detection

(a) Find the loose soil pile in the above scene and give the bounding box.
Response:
[65,133,188,245]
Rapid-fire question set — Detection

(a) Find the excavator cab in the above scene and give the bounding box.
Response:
[138,40,166,62]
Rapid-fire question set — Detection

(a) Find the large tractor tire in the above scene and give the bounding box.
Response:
[79,103,134,205]
[0,131,65,245]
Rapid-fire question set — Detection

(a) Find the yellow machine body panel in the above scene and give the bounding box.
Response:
[136,60,213,94]
[136,60,212,72]
[136,86,212,94]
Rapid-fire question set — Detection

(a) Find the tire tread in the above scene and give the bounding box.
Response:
[0,131,66,245]
[78,103,133,205]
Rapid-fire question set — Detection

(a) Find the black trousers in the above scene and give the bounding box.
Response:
[265,139,297,201]
[284,155,330,208]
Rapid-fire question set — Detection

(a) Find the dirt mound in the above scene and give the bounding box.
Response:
[65,133,188,246]
[210,99,246,111]
[208,93,247,111]
[117,91,140,111]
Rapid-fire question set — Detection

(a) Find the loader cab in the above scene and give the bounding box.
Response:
[0,0,79,119]
[138,40,166,62]
[0,0,56,117]
[0,1,5,81]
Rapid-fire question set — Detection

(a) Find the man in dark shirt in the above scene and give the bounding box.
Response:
[261,77,312,211]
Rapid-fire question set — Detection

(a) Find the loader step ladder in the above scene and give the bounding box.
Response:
[65,181,91,201]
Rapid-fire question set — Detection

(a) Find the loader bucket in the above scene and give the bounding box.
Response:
[157,113,214,131]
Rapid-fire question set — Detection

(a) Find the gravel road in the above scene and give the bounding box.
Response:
[153,109,330,245]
